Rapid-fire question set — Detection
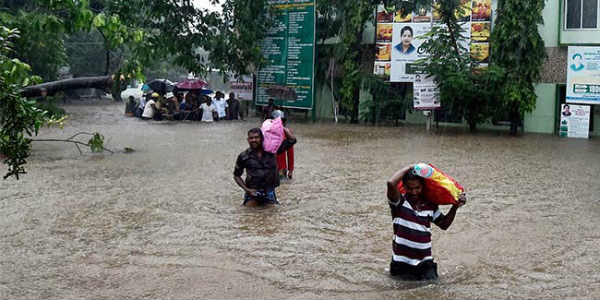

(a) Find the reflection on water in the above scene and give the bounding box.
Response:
[1,100,600,299]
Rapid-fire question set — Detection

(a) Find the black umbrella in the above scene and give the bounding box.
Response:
[146,79,174,94]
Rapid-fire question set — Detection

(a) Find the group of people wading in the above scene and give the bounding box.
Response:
[232,105,467,281]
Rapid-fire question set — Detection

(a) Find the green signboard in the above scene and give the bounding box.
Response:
[256,0,316,110]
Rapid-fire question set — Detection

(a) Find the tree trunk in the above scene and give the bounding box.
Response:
[20,76,113,98]
[468,119,477,132]
[510,107,521,136]
[351,85,360,123]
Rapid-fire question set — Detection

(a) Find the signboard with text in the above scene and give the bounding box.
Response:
[256,0,316,110]
[567,46,600,105]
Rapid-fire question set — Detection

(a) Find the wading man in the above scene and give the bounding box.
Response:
[234,128,296,206]
[386,165,466,280]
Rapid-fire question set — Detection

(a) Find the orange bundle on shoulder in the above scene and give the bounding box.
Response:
[397,163,464,205]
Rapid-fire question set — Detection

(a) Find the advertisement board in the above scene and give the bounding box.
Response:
[559,104,591,138]
[256,0,316,109]
[566,46,600,105]
[374,0,492,109]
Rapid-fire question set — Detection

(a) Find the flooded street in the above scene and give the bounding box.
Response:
[2,100,600,299]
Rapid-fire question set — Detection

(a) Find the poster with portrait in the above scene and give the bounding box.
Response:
[566,46,600,105]
[373,0,491,109]
[559,104,590,138]
[390,23,431,82]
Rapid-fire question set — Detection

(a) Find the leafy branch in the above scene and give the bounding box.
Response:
[31,132,114,155]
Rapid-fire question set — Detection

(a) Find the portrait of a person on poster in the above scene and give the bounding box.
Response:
[395,26,416,55]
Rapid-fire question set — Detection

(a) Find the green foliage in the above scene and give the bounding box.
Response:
[210,0,273,76]
[491,0,546,122]
[88,132,104,153]
[417,0,505,131]
[360,75,410,124]
[0,27,49,179]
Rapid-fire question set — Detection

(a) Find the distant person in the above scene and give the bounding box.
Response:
[562,104,572,117]
[226,92,242,120]
[263,98,276,120]
[200,96,216,122]
[142,93,161,120]
[233,127,297,207]
[135,93,149,118]
[212,91,228,121]
[273,110,294,180]
[386,164,466,280]
[164,92,180,120]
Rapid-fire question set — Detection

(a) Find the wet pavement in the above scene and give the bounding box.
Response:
[1,100,600,299]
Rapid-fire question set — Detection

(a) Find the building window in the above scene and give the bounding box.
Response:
[566,0,599,29]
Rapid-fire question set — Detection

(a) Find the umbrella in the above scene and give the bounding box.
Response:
[141,83,151,92]
[176,79,209,91]
[147,79,175,94]
[200,89,213,95]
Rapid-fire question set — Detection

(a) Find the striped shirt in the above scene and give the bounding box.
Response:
[389,196,443,266]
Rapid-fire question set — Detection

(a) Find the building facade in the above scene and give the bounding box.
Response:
[312,1,600,136]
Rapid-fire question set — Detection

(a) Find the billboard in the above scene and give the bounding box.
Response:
[256,0,316,109]
[374,0,492,110]
[566,46,600,105]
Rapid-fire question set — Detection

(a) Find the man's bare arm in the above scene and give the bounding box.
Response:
[387,165,413,203]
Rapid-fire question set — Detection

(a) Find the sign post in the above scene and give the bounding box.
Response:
[256,0,316,110]
[567,46,600,105]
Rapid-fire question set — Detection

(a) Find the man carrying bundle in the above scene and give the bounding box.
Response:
[233,127,296,207]
[386,164,467,280]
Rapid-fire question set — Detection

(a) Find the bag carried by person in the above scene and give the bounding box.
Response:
[261,117,284,153]
[397,163,464,205]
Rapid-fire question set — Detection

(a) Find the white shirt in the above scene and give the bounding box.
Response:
[213,98,228,118]
[200,103,215,122]
[142,99,156,118]
[138,98,146,110]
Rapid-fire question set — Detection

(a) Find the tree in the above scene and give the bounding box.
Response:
[491,0,546,135]
[415,0,505,132]
[0,0,279,179]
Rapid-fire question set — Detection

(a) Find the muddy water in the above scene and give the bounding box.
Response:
[1,100,600,299]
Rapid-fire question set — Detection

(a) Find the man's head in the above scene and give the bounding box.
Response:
[247,128,263,150]
[229,92,235,99]
[402,168,425,200]
[268,98,274,106]
[216,91,224,99]
[40,88,48,98]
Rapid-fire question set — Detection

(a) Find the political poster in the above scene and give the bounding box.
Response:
[374,0,492,110]
[559,104,591,138]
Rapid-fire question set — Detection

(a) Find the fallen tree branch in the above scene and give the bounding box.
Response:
[31,132,115,154]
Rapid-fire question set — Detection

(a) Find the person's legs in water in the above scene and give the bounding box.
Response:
[390,260,438,281]
[243,189,279,206]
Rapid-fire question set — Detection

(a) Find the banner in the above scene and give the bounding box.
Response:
[256,0,316,110]
[374,0,492,110]
[566,46,600,105]
[230,75,253,101]
[559,104,591,138]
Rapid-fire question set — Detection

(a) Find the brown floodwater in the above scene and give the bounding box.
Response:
[1,100,600,299]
